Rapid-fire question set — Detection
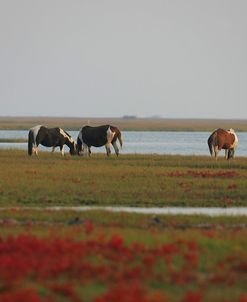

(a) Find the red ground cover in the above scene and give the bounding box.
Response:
[0,226,247,301]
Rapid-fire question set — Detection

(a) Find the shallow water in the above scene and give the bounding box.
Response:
[48,206,247,216]
[1,206,247,216]
[1,130,247,156]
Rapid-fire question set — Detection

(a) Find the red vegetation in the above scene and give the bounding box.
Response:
[0,228,246,301]
[167,170,237,178]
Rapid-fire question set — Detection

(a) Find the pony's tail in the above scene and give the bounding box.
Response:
[117,132,123,149]
[28,130,34,156]
[207,132,216,156]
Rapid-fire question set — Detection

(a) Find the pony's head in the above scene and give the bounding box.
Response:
[59,128,77,155]
[76,135,83,155]
[69,140,77,155]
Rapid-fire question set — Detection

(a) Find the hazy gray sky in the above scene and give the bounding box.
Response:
[0,0,246,118]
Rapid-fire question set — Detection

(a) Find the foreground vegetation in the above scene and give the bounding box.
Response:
[0,150,247,207]
[1,150,247,301]
[0,210,247,302]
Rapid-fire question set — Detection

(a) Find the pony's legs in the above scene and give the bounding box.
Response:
[60,145,65,156]
[105,144,111,157]
[33,146,38,156]
[82,143,88,156]
[214,146,219,160]
[51,146,56,153]
[112,141,119,156]
[225,149,228,159]
[228,149,235,159]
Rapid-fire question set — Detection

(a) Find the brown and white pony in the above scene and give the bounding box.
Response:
[207,128,238,160]
[28,125,77,156]
[77,125,123,157]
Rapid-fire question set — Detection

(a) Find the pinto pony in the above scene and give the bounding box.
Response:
[28,125,77,156]
[207,128,238,160]
[77,125,123,157]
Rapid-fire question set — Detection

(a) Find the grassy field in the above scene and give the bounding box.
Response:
[1,150,247,301]
[0,149,247,208]
[1,116,247,131]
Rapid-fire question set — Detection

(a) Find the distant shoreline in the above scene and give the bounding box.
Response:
[0,116,247,131]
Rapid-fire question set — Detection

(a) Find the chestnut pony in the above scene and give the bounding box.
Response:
[207,128,238,160]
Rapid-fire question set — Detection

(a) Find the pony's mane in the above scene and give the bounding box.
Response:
[228,128,235,134]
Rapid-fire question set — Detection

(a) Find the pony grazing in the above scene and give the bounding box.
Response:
[207,128,238,160]
[28,125,76,156]
[77,125,123,157]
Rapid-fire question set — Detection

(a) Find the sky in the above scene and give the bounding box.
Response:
[0,0,247,119]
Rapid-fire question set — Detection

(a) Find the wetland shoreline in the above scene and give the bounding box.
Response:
[1,116,247,131]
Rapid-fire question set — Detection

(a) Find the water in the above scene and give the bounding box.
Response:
[1,130,247,156]
[1,206,247,216]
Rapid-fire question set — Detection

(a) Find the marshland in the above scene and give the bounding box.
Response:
[1,149,247,208]
[1,0,247,298]
[0,118,247,301]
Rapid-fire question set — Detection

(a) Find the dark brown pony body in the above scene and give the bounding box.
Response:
[28,125,76,156]
[77,125,123,156]
[207,128,238,160]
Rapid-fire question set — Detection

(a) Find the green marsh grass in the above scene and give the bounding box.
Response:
[1,148,247,301]
[0,149,247,207]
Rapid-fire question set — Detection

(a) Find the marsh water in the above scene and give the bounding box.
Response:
[1,206,247,216]
[1,130,247,156]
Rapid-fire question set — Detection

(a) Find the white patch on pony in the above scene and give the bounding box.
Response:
[105,127,115,153]
[106,127,115,144]
[59,128,74,143]
[228,129,238,149]
[61,145,65,156]
[31,125,42,147]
